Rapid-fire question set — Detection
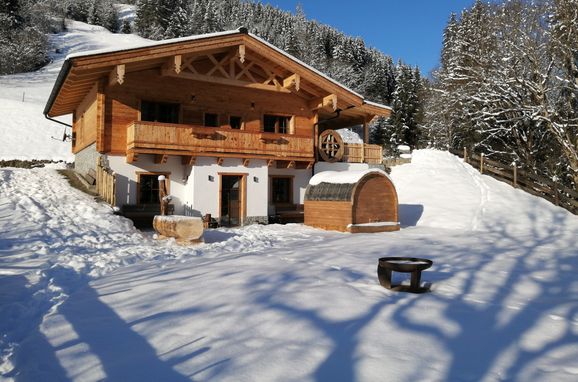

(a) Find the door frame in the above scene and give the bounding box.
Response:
[218,172,248,225]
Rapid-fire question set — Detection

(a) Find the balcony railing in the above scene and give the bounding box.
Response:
[343,143,383,164]
[127,121,315,161]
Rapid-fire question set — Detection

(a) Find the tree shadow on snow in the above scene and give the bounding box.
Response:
[55,283,202,381]
[388,204,578,380]
[248,271,389,382]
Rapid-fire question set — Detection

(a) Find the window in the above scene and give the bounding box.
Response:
[271,177,292,204]
[138,173,169,204]
[263,114,290,134]
[140,101,180,123]
[230,116,242,129]
[204,113,219,127]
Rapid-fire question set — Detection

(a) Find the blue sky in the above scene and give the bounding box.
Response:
[261,0,477,75]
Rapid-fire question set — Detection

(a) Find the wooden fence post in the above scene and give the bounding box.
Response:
[480,153,484,174]
[463,147,468,163]
[554,184,560,206]
[512,162,517,188]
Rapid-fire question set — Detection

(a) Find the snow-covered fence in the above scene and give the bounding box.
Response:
[96,157,116,206]
[452,148,578,214]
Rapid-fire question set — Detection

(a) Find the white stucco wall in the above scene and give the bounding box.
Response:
[107,154,313,221]
[107,155,192,212]
[190,157,269,219]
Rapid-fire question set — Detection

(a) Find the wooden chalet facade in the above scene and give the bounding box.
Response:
[45,28,391,226]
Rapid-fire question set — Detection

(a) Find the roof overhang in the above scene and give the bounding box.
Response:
[45,28,391,120]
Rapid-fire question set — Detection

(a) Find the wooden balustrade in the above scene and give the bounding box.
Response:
[343,143,383,164]
[127,121,315,161]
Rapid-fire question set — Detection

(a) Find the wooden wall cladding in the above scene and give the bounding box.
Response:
[304,201,352,232]
[72,83,98,153]
[353,176,398,224]
[104,69,315,154]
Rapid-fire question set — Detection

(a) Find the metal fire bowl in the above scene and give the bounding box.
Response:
[378,257,433,272]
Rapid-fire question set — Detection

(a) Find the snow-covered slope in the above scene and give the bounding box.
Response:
[1,150,577,381]
[0,19,147,161]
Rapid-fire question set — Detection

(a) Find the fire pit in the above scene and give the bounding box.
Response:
[378,257,433,293]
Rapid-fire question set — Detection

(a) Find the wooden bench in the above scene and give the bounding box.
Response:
[270,204,304,224]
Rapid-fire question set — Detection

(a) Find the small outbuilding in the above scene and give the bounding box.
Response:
[304,169,400,233]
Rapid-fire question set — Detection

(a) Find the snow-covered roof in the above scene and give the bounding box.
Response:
[335,128,363,144]
[309,169,391,186]
[363,99,393,112]
[64,29,240,60]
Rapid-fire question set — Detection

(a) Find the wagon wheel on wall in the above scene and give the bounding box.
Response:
[318,129,344,163]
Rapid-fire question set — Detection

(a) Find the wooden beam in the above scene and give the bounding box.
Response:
[162,71,291,93]
[267,159,275,167]
[161,55,182,76]
[238,44,246,63]
[307,161,314,169]
[242,158,250,167]
[108,64,125,86]
[283,73,300,92]
[155,154,168,164]
[207,52,236,78]
[287,160,295,169]
[235,61,254,80]
[181,155,196,166]
[309,94,337,111]
[216,157,224,165]
[126,151,138,163]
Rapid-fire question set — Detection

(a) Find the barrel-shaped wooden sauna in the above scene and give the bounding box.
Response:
[304,169,400,233]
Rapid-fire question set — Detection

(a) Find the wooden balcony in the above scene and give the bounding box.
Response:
[343,143,383,165]
[127,121,315,162]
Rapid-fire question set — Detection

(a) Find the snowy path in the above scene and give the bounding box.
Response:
[1,151,578,381]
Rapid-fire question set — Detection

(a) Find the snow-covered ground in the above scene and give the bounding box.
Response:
[1,150,577,381]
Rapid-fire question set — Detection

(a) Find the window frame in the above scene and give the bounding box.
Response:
[136,172,171,205]
[270,175,294,206]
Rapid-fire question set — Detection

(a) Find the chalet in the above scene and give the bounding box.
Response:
[44,27,391,226]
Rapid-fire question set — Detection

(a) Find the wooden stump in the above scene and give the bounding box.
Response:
[153,215,204,243]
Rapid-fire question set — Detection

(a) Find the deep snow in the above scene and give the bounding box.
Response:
[1,150,577,381]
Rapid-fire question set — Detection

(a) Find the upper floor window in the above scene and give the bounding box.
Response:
[204,113,219,127]
[230,116,242,129]
[263,114,290,134]
[140,101,180,123]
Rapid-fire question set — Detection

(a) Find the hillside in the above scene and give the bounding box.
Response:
[0,17,147,162]
[1,150,577,381]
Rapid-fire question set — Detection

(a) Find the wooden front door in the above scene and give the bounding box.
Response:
[220,175,244,226]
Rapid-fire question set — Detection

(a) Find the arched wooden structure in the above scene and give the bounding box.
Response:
[304,170,400,233]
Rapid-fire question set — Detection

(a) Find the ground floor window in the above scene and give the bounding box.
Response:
[138,173,169,205]
[271,176,293,205]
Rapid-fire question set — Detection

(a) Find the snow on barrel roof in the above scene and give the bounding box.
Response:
[309,169,391,186]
